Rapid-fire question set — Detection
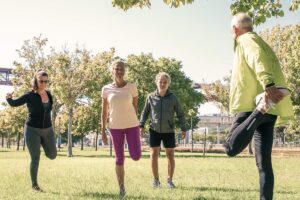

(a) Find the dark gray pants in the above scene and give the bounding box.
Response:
[25,125,57,186]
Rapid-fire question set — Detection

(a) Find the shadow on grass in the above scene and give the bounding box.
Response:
[181,186,298,196]
[56,152,253,159]
[50,191,166,200]
[0,150,11,153]
[276,190,298,195]
[162,154,254,159]
[56,153,151,159]
[180,186,258,193]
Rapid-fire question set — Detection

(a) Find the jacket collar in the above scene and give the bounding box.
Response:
[155,89,172,97]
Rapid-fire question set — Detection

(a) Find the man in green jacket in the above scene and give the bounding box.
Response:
[224,13,293,200]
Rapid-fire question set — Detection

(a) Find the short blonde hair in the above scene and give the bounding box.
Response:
[155,72,171,84]
[231,12,253,31]
[109,60,125,73]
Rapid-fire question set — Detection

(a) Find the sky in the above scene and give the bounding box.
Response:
[0,0,299,113]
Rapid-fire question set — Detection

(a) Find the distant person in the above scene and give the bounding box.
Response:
[6,70,57,192]
[224,13,293,200]
[140,72,187,189]
[101,60,141,198]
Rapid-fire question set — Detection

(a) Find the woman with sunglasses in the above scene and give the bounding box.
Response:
[6,69,57,192]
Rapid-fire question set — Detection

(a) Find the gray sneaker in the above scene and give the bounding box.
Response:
[167,180,175,189]
[152,179,161,188]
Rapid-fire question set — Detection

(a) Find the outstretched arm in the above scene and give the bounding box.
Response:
[6,92,28,107]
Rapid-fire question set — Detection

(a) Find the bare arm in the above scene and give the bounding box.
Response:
[101,97,108,145]
[133,96,138,115]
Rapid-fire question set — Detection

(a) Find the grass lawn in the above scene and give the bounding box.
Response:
[0,147,299,200]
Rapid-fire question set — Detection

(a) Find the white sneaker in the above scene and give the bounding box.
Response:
[167,179,176,189]
[255,86,290,112]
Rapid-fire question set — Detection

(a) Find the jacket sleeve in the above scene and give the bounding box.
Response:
[139,95,151,128]
[174,96,188,132]
[6,93,29,107]
[241,36,275,89]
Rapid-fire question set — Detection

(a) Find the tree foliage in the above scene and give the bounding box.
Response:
[111,0,300,26]
[202,74,230,114]
[261,24,300,135]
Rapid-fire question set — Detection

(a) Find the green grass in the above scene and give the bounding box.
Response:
[0,147,300,200]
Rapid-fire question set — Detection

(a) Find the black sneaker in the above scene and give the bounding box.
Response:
[32,184,43,192]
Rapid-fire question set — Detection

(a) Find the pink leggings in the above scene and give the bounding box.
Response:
[109,126,141,166]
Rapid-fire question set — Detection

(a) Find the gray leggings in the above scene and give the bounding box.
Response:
[25,125,57,186]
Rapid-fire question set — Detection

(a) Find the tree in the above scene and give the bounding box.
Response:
[261,24,300,139]
[0,106,26,150]
[83,48,115,151]
[111,0,300,26]
[0,110,8,148]
[50,47,92,157]
[72,106,92,150]
[202,74,230,114]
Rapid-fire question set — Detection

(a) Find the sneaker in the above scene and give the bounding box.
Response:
[152,178,161,188]
[255,86,290,112]
[167,179,176,189]
[119,186,126,199]
[32,184,43,192]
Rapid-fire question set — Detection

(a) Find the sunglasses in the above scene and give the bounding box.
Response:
[39,80,49,84]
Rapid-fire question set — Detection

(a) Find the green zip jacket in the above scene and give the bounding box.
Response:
[140,90,188,133]
[229,32,293,125]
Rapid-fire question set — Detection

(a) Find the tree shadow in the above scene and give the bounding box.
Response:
[56,153,150,159]
[161,154,253,159]
[56,152,255,159]
[179,186,258,193]
[76,191,165,200]
[0,150,11,153]
[276,190,298,195]
[181,186,298,196]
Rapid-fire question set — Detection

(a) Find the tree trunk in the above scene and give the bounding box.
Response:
[16,132,21,151]
[23,135,26,151]
[7,132,10,148]
[81,132,84,150]
[95,128,99,151]
[67,108,73,157]
[1,133,4,147]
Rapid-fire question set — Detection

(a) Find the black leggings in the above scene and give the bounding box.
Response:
[25,125,57,186]
[224,110,277,200]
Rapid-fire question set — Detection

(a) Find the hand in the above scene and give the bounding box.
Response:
[140,128,144,136]
[102,129,108,145]
[6,92,14,99]
[265,86,284,104]
[181,131,186,140]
